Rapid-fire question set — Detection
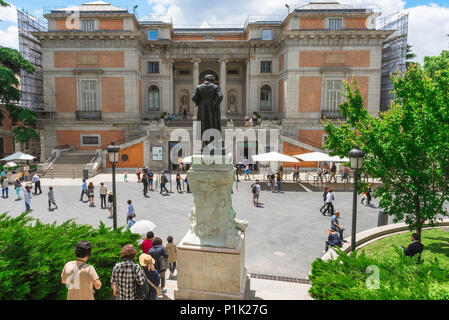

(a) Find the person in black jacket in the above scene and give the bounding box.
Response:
[320,187,329,214]
[142,173,149,197]
[401,233,424,260]
[148,237,168,295]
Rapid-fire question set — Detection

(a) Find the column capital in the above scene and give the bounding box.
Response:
[218,58,229,64]
[191,58,201,64]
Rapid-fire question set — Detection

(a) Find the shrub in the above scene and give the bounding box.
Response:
[0,212,140,300]
[308,248,449,300]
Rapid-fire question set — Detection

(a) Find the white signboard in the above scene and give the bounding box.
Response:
[152,147,163,161]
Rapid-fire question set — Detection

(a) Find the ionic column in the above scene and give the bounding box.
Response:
[169,58,175,114]
[219,58,228,119]
[191,58,201,120]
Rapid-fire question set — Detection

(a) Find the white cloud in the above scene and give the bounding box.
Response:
[0,2,17,23]
[0,25,19,49]
[406,4,449,64]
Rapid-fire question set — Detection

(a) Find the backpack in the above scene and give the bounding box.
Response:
[251,184,257,194]
[135,268,149,300]
[155,254,167,273]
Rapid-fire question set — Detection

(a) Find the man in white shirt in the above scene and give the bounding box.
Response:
[32,173,42,195]
[322,187,335,215]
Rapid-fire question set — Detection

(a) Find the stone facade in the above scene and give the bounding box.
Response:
[33,1,393,165]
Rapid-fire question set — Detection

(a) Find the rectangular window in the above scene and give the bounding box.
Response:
[261,29,272,40]
[148,30,158,40]
[227,69,239,75]
[148,62,159,74]
[260,61,272,73]
[178,69,190,75]
[82,20,95,32]
[80,80,98,111]
[325,80,343,113]
[328,18,343,30]
[81,135,100,146]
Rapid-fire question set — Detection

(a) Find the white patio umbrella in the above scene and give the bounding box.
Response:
[293,151,348,162]
[3,161,18,168]
[129,219,156,236]
[1,151,36,161]
[251,151,299,163]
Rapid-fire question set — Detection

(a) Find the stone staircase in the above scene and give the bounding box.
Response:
[42,151,96,178]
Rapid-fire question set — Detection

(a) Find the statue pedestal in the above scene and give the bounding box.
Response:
[174,156,248,300]
[174,233,247,300]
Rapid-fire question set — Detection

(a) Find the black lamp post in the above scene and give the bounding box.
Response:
[348,145,365,252]
[107,142,120,230]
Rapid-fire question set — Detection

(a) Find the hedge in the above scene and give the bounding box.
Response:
[308,248,449,300]
[0,212,141,300]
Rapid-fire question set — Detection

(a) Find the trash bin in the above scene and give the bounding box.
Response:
[377,210,388,226]
[83,169,89,180]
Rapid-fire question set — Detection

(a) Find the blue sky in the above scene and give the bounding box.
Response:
[1,0,449,63]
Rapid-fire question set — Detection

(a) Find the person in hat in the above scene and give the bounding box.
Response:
[107,191,113,218]
[139,253,161,300]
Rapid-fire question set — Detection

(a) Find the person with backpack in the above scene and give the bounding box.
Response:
[139,253,161,300]
[106,191,113,219]
[61,240,102,300]
[160,172,169,195]
[148,237,168,295]
[176,173,183,192]
[251,180,261,206]
[126,200,136,229]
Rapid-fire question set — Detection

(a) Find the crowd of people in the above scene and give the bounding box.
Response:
[61,233,178,300]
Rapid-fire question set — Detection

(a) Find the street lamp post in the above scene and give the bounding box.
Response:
[107,142,120,230]
[348,145,365,252]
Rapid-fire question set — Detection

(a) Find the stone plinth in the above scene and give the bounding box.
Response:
[174,233,247,300]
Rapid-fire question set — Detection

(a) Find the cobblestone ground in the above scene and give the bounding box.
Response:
[1,173,385,279]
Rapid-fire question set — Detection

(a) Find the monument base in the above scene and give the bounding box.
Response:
[174,233,247,300]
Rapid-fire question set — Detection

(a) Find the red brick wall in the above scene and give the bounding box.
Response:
[54,51,125,68]
[299,50,370,68]
[278,80,284,113]
[300,18,324,29]
[102,77,125,113]
[299,77,322,113]
[283,141,318,168]
[55,77,77,112]
[99,19,123,30]
[56,130,125,150]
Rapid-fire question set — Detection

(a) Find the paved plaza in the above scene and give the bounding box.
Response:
[1,173,383,279]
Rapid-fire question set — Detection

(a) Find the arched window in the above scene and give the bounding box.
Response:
[148,85,160,111]
[260,85,272,111]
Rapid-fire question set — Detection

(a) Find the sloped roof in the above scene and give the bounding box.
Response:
[294,1,373,13]
[51,1,128,13]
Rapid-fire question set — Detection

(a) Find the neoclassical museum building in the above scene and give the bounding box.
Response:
[33,1,407,171]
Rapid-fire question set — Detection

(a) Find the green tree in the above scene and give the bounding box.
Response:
[406,44,417,70]
[423,50,449,77]
[0,1,39,144]
[321,64,449,240]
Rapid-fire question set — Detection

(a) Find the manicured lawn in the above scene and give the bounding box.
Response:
[360,228,449,269]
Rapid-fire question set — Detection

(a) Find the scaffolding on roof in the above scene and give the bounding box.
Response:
[377,11,409,112]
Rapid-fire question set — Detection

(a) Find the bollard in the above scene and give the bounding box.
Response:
[377,210,389,226]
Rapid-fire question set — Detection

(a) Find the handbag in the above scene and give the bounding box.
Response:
[143,269,161,297]
[156,255,167,272]
[135,269,150,300]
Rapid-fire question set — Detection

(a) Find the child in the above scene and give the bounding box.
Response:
[165,236,177,280]
[124,170,128,182]
[126,199,136,228]
[48,186,58,210]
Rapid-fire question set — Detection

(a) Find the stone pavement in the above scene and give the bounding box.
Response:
[1,173,384,280]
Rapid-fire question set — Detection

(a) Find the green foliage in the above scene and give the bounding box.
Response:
[0,44,38,143]
[309,248,449,300]
[321,65,449,236]
[0,213,141,300]
[424,50,449,77]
